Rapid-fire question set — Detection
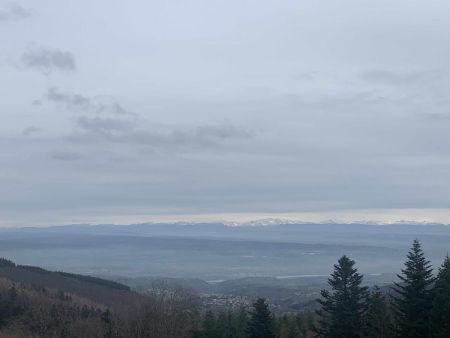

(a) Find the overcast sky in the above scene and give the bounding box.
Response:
[2,0,450,226]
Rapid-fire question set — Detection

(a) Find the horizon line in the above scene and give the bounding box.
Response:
[3,208,450,228]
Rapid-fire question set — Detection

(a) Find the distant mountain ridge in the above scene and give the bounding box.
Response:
[222,218,449,227]
[3,218,449,231]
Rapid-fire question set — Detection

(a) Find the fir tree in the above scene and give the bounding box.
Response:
[202,310,219,338]
[362,286,392,338]
[277,315,299,338]
[391,239,434,338]
[429,255,450,338]
[216,311,233,338]
[297,312,313,338]
[232,308,248,338]
[314,255,368,338]
[246,298,276,338]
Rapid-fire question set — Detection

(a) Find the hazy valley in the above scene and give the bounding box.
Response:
[1,222,448,281]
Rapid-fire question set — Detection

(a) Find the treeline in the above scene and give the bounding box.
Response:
[195,239,450,338]
[313,239,450,338]
[193,300,314,338]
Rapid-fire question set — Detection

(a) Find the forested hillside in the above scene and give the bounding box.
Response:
[0,258,200,337]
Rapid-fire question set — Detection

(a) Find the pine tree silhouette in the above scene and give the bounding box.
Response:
[315,255,368,338]
[391,239,434,338]
[429,255,450,337]
[362,286,393,338]
[246,298,276,338]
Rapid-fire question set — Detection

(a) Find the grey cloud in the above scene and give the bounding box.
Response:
[96,102,128,115]
[194,123,251,140]
[46,87,90,110]
[0,3,33,22]
[76,116,133,134]
[45,87,251,150]
[71,120,252,151]
[45,88,129,115]
[48,150,83,161]
[22,126,41,136]
[161,123,252,148]
[21,47,76,74]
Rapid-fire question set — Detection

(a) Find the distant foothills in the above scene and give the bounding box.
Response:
[8,218,450,228]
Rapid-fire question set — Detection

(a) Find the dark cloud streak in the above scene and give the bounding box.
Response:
[44,87,252,151]
[45,88,129,115]
[0,3,33,22]
[46,88,90,109]
[48,150,83,161]
[22,126,41,136]
[76,116,133,133]
[21,46,76,74]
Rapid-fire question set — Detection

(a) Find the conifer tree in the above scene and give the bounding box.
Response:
[233,307,248,338]
[362,286,392,338]
[297,312,313,338]
[216,311,233,337]
[314,255,368,338]
[202,310,219,338]
[286,317,300,338]
[246,298,276,338]
[391,239,434,338]
[429,255,450,338]
[277,315,299,338]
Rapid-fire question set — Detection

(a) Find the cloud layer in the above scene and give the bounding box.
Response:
[2,0,450,225]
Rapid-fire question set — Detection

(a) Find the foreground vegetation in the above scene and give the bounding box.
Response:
[0,239,449,337]
[311,239,450,338]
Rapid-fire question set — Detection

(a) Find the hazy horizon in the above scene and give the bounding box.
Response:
[5,209,450,228]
